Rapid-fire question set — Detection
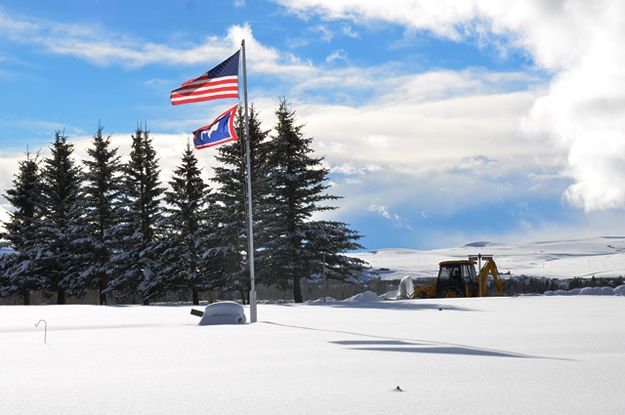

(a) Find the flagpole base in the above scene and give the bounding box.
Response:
[249,290,257,323]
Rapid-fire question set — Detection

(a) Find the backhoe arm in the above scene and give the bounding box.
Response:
[478,259,504,296]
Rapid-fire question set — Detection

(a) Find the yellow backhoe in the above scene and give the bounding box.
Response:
[411,255,504,299]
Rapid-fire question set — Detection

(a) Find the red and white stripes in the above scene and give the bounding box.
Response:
[170,75,238,105]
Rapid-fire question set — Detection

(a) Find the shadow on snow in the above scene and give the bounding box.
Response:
[262,321,573,361]
[278,301,480,312]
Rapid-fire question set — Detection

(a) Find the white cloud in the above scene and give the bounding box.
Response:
[311,25,334,42]
[330,162,382,176]
[276,0,625,212]
[0,9,313,75]
[287,70,568,225]
[298,76,549,176]
[311,23,358,41]
[454,155,498,173]
[325,49,348,64]
[368,204,413,230]
[341,24,359,38]
[368,204,392,219]
[276,0,476,40]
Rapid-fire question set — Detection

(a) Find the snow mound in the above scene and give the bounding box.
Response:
[379,290,399,300]
[308,297,337,303]
[544,288,582,296]
[342,291,379,302]
[199,301,246,325]
[545,287,619,296]
[580,286,615,296]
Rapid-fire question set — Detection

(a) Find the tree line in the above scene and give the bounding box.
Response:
[0,99,366,305]
[501,275,625,295]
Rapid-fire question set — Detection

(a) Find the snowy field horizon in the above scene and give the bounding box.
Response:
[4,236,625,413]
[350,235,625,281]
[4,234,625,288]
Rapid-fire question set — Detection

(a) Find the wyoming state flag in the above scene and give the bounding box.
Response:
[193,105,238,149]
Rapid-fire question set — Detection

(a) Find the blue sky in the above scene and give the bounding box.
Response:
[1,0,625,250]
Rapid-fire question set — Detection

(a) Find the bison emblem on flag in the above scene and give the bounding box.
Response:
[192,105,238,149]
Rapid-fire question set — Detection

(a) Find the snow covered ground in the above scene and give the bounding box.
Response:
[353,236,625,280]
[2,296,625,414]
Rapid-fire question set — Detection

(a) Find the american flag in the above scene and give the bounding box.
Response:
[170,51,240,105]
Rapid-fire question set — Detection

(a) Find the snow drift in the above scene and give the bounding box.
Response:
[544,285,625,296]
[308,297,337,303]
[342,290,379,302]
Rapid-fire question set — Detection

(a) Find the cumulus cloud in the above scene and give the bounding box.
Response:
[286,68,567,232]
[300,74,547,176]
[276,0,625,212]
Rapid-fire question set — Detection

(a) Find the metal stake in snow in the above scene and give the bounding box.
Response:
[241,39,257,323]
[35,319,47,344]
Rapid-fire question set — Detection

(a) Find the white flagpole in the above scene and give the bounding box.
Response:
[241,39,257,323]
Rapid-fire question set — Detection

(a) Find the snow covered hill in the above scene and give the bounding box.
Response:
[2,297,624,414]
[352,236,625,280]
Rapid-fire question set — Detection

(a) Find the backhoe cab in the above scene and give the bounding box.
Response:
[410,255,503,299]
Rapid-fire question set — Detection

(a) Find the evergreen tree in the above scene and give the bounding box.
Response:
[36,132,84,304]
[263,99,365,302]
[109,126,165,304]
[211,106,269,302]
[81,124,123,304]
[0,151,44,304]
[158,143,217,305]
[304,220,366,282]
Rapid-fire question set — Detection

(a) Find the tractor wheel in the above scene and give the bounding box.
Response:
[443,287,463,298]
